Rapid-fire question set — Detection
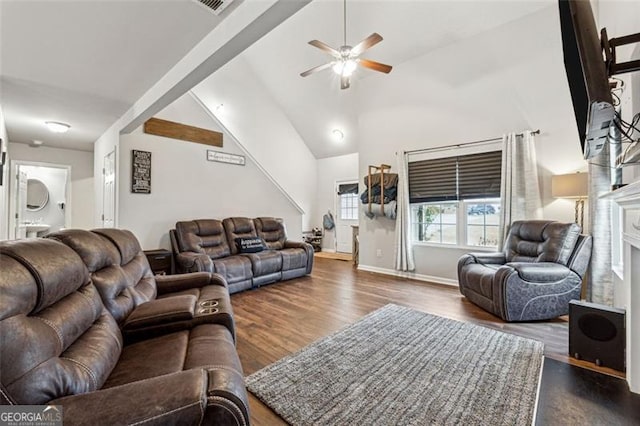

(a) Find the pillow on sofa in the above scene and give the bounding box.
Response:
[235,237,266,253]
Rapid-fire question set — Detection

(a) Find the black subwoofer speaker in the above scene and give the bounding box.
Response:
[569,300,626,372]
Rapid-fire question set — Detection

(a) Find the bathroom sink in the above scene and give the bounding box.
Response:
[25,224,50,238]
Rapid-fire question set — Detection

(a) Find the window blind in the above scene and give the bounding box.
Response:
[337,183,359,195]
[408,150,501,203]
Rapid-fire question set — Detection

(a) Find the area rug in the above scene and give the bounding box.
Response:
[246,304,544,425]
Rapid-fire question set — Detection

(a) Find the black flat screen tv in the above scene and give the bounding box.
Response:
[558,0,614,159]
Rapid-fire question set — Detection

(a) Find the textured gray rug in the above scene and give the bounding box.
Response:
[246,304,544,425]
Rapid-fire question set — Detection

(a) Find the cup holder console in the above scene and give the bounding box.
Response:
[200,299,219,308]
[199,307,219,315]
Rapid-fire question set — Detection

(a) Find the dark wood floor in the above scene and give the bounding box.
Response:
[230,257,627,425]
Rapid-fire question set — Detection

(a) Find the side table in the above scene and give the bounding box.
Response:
[144,249,174,275]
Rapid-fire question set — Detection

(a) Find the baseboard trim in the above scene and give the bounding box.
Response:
[321,248,336,253]
[356,264,459,287]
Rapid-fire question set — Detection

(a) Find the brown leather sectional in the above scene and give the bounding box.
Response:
[0,229,249,425]
[171,217,314,294]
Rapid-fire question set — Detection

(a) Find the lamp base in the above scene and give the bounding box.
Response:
[575,198,585,231]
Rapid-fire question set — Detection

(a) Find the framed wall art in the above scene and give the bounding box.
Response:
[131,149,151,194]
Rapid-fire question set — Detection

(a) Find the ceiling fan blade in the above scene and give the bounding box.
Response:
[308,40,340,57]
[300,62,334,77]
[351,33,383,56]
[341,75,350,90]
[359,58,393,74]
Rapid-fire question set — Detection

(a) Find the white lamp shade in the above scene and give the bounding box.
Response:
[552,172,588,199]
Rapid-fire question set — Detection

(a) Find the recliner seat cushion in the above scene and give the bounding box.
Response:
[241,250,283,276]
[103,325,240,389]
[211,255,253,284]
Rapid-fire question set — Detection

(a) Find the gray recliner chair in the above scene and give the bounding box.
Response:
[457,220,592,322]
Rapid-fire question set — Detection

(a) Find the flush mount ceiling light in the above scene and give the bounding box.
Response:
[45,121,71,133]
[331,129,345,142]
[300,0,393,89]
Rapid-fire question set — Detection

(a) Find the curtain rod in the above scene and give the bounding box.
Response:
[405,129,540,156]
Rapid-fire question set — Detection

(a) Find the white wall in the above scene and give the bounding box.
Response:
[191,57,318,231]
[8,143,94,230]
[355,5,585,282]
[316,153,359,251]
[118,93,303,250]
[0,105,9,239]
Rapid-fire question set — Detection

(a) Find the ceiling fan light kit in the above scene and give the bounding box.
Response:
[300,0,392,89]
[332,129,345,142]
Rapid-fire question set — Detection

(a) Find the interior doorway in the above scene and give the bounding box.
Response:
[335,180,359,253]
[9,161,71,239]
[102,149,116,228]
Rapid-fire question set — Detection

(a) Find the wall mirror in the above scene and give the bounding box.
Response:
[26,179,49,211]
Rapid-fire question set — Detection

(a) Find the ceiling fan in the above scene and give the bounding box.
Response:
[300,0,392,90]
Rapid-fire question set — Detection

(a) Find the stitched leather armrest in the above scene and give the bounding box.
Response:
[123,295,197,331]
[283,240,312,250]
[469,252,506,265]
[155,271,228,295]
[284,240,314,273]
[50,369,208,426]
[507,262,573,282]
[176,252,213,273]
[205,367,251,425]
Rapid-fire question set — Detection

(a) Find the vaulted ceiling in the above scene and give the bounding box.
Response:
[1,0,555,157]
[240,0,552,158]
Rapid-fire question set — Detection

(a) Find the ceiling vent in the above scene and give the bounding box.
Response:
[196,0,235,16]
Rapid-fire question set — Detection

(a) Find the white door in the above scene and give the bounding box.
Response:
[335,182,359,253]
[102,150,116,228]
[15,171,27,238]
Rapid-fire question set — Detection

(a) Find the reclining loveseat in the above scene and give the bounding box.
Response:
[170,217,314,294]
[0,230,250,425]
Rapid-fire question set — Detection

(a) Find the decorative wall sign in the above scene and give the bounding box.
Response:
[131,150,151,194]
[207,150,245,166]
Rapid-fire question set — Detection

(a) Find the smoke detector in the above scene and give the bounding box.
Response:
[195,0,236,16]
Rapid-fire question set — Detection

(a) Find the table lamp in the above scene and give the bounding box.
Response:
[552,172,589,230]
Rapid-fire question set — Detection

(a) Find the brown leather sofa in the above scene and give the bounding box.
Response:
[0,233,249,425]
[47,228,235,342]
[170,217,314,294]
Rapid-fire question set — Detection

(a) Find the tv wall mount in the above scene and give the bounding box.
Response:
[602,29,640,77]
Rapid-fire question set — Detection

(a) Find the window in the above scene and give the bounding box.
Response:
[411,202,457,244]
[408,150,502,248]
[340,193,358,220]
[465,200,500,247]
[337,182,359,220]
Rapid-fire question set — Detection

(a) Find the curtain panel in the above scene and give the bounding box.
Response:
[395,150,415,272]
[498,131,542,250]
